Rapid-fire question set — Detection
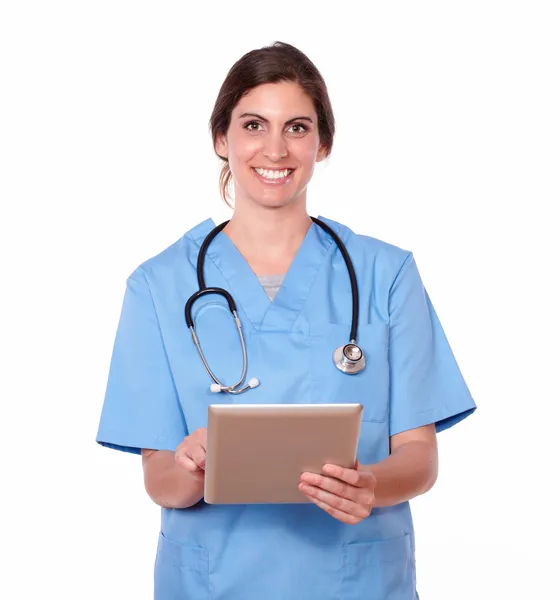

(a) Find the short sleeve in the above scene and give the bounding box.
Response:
[96,270,188,455]
[388,253,476,437]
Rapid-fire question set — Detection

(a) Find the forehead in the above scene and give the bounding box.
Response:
[233,81,317,118]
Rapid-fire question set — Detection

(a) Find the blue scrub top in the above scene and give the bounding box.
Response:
[97,216,476,599]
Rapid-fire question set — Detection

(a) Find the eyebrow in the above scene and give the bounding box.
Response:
[238,112,314,125]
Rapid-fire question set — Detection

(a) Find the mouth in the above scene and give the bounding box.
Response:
[252,167,295,185]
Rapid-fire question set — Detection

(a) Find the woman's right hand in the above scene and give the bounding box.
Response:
[175,428,207,482]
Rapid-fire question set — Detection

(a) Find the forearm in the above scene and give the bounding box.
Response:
[368,440,438,508]
[142,450,204,509]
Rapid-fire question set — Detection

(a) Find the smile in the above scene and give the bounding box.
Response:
[252,167,294,184]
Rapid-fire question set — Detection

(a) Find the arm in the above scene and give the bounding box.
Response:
[141,449,205,509]
[368,423,438,508]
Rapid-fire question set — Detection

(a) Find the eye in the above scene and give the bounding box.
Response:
[288,123,308,135]
[243,121,262,132]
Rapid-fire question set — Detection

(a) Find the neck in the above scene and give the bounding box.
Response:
[224,204,312,252]
[222,202,312,275]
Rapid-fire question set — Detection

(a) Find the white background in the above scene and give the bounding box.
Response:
[1,1,558,598]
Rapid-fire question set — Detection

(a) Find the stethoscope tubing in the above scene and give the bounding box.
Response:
[309,217,359,343]
[192,217,358,342]
[184,217,363,392]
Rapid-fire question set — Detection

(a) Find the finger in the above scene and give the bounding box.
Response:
[176,439,206,466]
[298,483,371,520]
[300,472,361,503]
[190,446,206,469]
[301,473,374,507]
[175,446,205,472]
[193,428,207,450]
[322,463,375,488]
[304,494,363,525]
[175,451,199,472]
[176,459,205,482]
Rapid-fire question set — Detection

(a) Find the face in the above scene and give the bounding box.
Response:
[215,81,328,210]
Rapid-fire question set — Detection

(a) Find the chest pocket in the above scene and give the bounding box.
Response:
[309,323,389,423]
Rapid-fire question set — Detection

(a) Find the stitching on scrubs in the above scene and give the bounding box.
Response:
[134,268,188,433]
[190,219,341,335]
[387,251,414,326]
[285,220,338,334]
[252,219,339,332]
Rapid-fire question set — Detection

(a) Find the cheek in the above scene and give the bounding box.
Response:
[228,132,258,158]
[295,140,321,167]
[229,142,259,174]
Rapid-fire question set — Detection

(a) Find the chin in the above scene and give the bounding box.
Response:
[250,192,302,210]
[249,185,308,209]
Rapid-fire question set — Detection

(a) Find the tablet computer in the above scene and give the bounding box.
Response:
[204,403,363,504]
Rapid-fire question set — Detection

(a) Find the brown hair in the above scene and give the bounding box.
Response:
[209,41,336,208]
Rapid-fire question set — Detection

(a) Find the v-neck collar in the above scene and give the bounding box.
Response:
[186,216,345,333]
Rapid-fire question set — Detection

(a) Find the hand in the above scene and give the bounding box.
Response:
[175,428,207,482]
[299,460,376,525]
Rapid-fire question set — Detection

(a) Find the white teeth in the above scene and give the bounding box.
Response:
[254,168,291,179]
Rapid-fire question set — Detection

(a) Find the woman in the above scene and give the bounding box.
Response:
[97,41,476,599]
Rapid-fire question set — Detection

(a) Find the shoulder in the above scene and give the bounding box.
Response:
[125,217,214,288]
[318,215,413,282]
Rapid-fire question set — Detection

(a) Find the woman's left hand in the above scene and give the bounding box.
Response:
[299,461,377,525]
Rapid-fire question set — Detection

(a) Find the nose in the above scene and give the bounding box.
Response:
[262,131,288,161]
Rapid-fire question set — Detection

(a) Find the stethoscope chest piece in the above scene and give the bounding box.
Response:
[333,342,366,374]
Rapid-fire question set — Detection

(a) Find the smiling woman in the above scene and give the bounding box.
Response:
[214,81,328,211]
[96,41,476,600]
[209,43,334,213]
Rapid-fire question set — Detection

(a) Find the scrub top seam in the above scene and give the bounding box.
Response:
[285,220,340,334]
[253,219,339,332]
[387,251,414,326]
[134,268,188,431]
[185,217,344,335]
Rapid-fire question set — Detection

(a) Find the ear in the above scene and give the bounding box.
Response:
[215,133,228,159]
[315,143,328,163]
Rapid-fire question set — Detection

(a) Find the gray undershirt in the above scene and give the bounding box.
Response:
[258,274,285,302]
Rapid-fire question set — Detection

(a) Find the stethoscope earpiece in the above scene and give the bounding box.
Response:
[187,217,363,394]
[209,377,260,394]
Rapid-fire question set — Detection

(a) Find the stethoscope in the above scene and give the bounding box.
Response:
[184,217,365,394]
